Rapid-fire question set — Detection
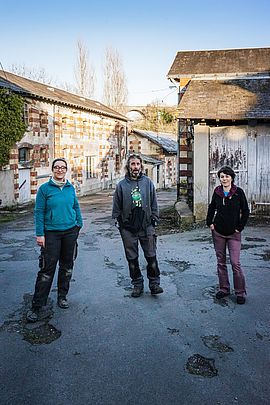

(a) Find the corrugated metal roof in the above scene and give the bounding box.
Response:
[0,71,128,121]
[168,47,270,79]
[140,154,164,165]
[177,78,270,120]
[132,129,177,153]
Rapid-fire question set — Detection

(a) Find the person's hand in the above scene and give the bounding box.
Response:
[36,236,45,247]
[210,224,215,231]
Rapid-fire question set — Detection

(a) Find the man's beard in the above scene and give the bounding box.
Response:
[130,169,141,178]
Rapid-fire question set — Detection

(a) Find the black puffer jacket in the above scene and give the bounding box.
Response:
[206,184,249,236]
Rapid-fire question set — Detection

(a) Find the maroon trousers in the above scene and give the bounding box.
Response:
[212,229,246,296]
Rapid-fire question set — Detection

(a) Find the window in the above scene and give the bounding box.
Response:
[86,156,96,179]
[19,147,30,163]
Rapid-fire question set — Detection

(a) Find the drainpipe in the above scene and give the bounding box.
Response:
[176,87,181,201]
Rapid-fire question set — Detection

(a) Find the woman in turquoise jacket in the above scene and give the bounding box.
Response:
[27,158,83,322]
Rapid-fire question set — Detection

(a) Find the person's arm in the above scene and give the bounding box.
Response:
[112,184,122,220]
[35,187,46,246]
[73,193,83,228]
[150,182,159,223]
[236,189,250,232]
[206,193,216,228]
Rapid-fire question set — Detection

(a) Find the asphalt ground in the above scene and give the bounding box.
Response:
[0,189,269,405]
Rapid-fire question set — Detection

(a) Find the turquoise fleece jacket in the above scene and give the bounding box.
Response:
[35,179,83,236]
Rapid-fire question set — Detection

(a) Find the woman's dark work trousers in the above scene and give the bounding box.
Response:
[128,256,160,288]
[32,227,79,308]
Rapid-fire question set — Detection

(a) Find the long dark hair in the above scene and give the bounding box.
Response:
[124,153,144,176]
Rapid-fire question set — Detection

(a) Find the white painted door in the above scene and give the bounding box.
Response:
[18,168,31,203]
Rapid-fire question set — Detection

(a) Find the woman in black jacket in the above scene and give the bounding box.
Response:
[206,166,249,304]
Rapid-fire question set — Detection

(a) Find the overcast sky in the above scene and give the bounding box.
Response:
[1,0,270,106]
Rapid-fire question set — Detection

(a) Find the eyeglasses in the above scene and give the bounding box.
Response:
[53,166,67,171]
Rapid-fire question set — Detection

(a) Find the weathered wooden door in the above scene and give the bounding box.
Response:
[18,168,31,203]
[209,126,270,207]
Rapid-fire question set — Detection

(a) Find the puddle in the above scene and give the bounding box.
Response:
[186,354,218,377]
[254,250,270,261]
[202,286,229,307]
[117,273,132,290]
[245,237,266,242]
[104,256,124,270]
[167,328,180,335]
[188,237,213,243]
[241,244,265,250]
[201,335,234,352]
[22,323,61,345]
[0,294,61,345]
[165,260,193,272]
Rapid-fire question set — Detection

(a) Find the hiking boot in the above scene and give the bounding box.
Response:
[26,308,39,323]
[58,298,69,309]
[131,285,144,298]
[215,291,230,299]
[150,285,164,295]
[236,296,246,305]
[26,307,53,322]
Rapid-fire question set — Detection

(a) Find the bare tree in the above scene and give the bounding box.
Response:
[74,40,96,98]
[103,47,128,113]
[10,63,53,84]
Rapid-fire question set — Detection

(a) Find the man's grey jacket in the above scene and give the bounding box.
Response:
[112,174,159,230]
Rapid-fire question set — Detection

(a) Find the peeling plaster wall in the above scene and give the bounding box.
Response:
[193,125,209,221]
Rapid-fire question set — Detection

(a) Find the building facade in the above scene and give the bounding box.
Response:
[167,47,270,219]
[0,71,128,207]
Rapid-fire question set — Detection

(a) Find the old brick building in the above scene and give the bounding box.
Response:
[0,71,128,206]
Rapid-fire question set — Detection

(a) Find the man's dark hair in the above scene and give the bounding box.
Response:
[51,158,67,170]
[124,153,144,175]
[217,166,236,182]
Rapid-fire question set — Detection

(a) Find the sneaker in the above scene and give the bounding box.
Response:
[150,285,164,295]
[58,298,69,309]
[236,296,246,305]
[131,285,144,298]
[215,291,230,299]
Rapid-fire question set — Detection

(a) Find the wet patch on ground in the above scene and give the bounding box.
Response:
[188,236,213,243]
[81,233,99,251]
[202,286,229,307]
[255,321,270,341]
[186,354,218,377]
[165,260,193,272]
[0,294,61,345]
[104,256,124,270]
[201,335,234,352]
[254,250,270,261]
[245,237,266,242]
[167,327,180,335]
[117,272,132,291]
[160,270,175,276]
[241,244,265,250]
[0,235,36,261]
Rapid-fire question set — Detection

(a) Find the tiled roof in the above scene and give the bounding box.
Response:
[168,47,270,78]
[0,71,128,121]
[177,78,270,120]
[132,129,177,153]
